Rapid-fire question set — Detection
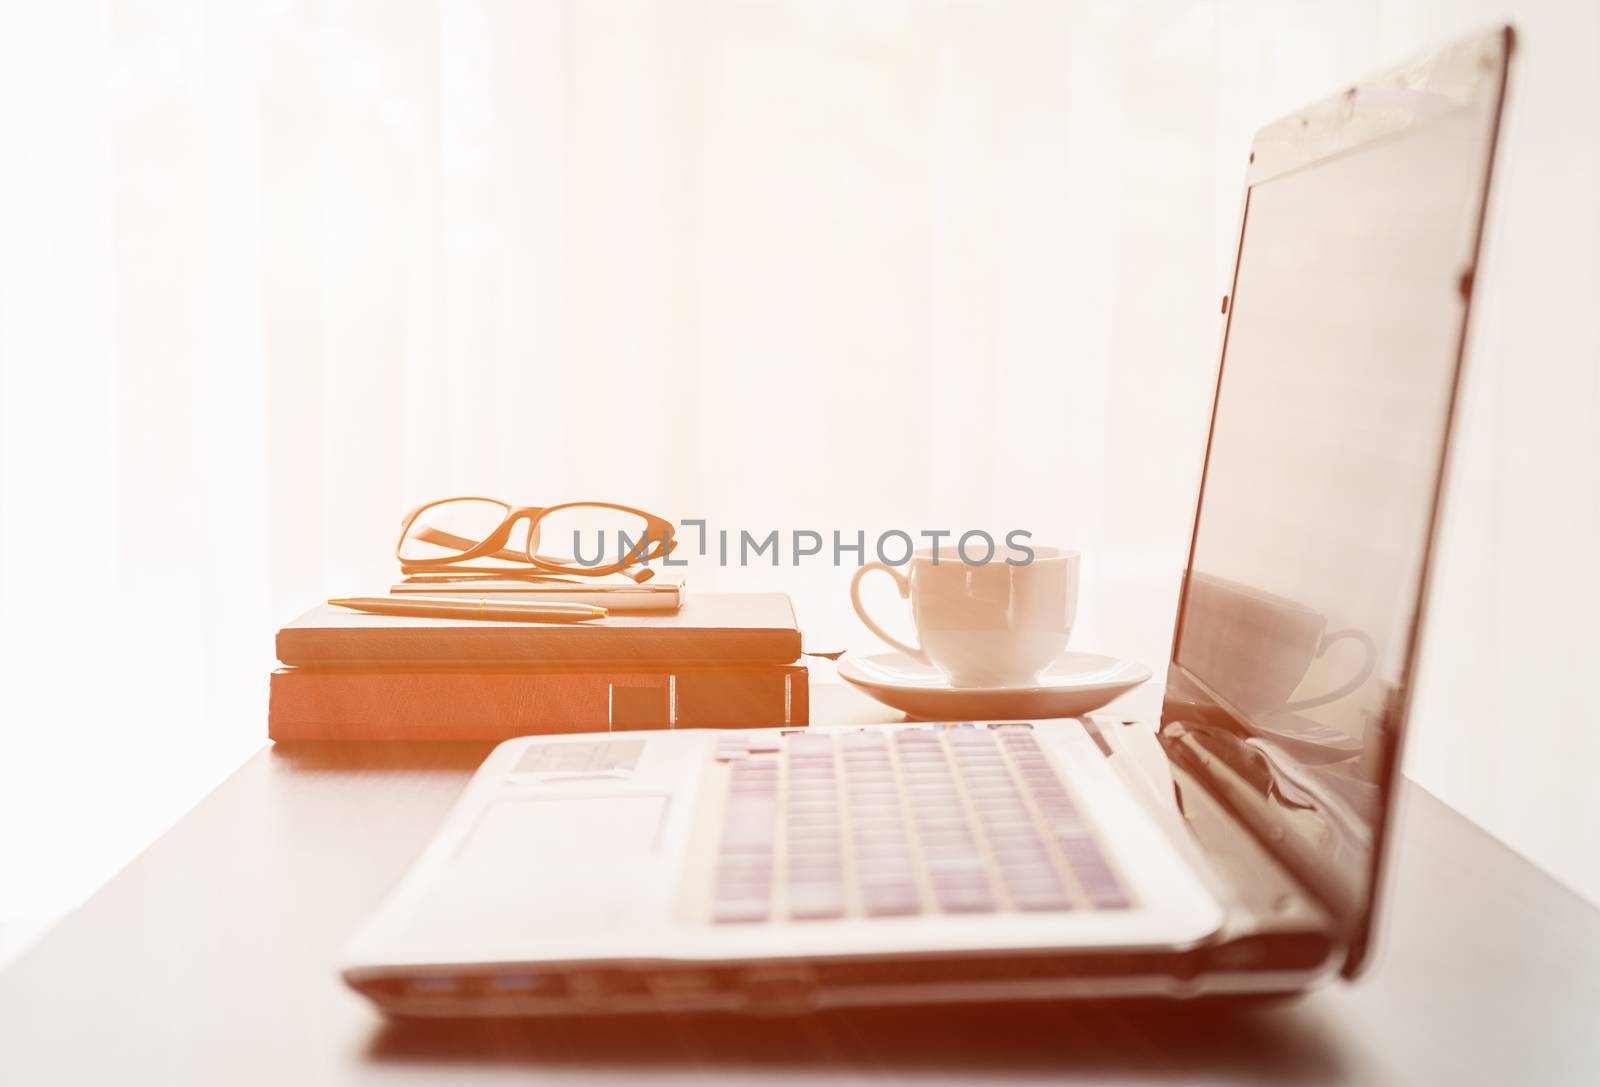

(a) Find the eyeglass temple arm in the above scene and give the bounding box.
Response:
[409,521,676,584]
[412,525,527,564]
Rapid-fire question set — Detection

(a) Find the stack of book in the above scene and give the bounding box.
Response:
[268,592,807,741]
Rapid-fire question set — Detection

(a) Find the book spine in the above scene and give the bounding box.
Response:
[268,665,808,742]
[274,628,801,668]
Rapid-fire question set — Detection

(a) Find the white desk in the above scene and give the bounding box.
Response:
[1,685,1598,1085]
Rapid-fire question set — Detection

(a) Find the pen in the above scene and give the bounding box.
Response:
[328,596,607,623]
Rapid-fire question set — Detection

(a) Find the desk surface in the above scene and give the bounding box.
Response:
[2,685,1598,1086]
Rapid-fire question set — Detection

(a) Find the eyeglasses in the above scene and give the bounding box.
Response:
[397,498,677,582]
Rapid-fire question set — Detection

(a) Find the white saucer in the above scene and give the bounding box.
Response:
[837,651,1153,721]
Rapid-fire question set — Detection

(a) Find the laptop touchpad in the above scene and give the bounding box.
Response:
[459,794,668,869]
[404,794,670,942]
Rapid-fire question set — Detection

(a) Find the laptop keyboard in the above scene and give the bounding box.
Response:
[710,725,1130,924]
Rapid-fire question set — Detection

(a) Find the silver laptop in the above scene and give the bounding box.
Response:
[342,26,1512,1016]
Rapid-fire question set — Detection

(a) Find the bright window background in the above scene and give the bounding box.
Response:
[1,0,1596,961]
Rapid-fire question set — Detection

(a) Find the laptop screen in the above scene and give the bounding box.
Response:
[1165,31,1509,972]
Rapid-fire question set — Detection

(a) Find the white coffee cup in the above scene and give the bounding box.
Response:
[850,548,1079,688]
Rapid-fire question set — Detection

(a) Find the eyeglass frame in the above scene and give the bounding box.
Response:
[396,497,677,580]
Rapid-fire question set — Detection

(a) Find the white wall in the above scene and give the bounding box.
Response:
[1376,1,1600,907]
[0,2,1595,959]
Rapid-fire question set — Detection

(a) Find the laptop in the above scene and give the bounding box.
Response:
[342,25,1512,1016]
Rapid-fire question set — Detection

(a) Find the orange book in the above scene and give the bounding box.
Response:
[268,662,808,742]
[275,592,799,668]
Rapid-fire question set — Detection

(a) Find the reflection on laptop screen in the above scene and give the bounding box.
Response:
[1172,47,1506,948]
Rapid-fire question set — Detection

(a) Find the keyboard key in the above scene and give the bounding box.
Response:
[861,883,921,917]
[1010,880,1073,912]
[1056,835,1130,908]
[713,897,770,923]
[789,883,847,920]
[932,874,995,914]
[996,850,1055,874]
[722,823,774,851]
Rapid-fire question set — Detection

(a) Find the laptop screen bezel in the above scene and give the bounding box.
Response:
[1159,26,1513,978]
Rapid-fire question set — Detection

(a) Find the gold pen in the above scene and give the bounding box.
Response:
[328,596,606,623]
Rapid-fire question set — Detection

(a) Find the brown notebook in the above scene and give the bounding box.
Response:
[268,662,808,741]
[275,592,800,667]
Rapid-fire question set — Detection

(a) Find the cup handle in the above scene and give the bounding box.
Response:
[1283,628,1378,712]
[849,562,930,664]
